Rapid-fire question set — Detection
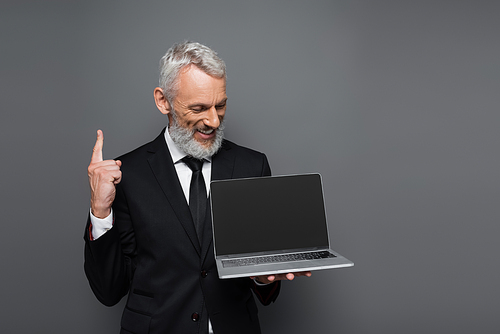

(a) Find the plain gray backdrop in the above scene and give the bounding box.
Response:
[1,1,499,333]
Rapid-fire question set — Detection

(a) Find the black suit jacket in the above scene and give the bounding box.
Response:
[84,129,280,334]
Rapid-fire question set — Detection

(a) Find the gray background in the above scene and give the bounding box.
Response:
[1,1,499,333]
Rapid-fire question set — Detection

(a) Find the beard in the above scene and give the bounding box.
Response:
[168,112,225,160]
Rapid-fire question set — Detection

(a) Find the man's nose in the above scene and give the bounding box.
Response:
[204,106,221,128]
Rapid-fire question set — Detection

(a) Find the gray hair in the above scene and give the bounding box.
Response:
[159,41,226,104]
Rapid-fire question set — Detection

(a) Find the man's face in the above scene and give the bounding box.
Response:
[168,64,227,158]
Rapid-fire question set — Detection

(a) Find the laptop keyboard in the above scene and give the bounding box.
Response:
[222,250,336,268]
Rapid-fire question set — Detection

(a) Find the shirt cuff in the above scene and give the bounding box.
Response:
[89,208,113,240]
[253,278,271,286]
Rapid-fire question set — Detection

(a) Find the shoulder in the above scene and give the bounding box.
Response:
[216,139,272,178]
[115,130,165,162]
[220,139,268,160]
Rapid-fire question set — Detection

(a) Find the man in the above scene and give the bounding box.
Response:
[84,41,310,334]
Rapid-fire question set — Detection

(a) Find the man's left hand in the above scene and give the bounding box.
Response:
[250,271,312,284]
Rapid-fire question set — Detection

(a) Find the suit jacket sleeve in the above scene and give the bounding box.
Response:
[83,183,137,306]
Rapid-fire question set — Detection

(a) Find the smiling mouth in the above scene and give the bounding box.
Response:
[197,128,215,135]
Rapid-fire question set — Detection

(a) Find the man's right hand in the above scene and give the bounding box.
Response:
[88,130,122,218]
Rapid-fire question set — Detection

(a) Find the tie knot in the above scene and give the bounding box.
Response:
[182,156,204,172]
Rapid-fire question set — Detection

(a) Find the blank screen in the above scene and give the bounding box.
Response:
[210,174,330,256]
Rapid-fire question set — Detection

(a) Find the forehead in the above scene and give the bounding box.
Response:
[176,65,226,103]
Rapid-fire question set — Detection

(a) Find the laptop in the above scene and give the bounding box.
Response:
[210,173,354,279]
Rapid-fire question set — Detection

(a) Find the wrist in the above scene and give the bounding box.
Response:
[91,206,111,219]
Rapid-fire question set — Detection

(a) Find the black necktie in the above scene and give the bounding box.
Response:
[182,156,207,244]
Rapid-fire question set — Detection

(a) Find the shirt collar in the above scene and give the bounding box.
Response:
[164,127,212,164]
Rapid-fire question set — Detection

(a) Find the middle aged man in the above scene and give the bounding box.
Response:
[84,41,310,334]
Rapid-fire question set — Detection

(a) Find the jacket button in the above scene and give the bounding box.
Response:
[201,270,208,278]
[191,312,199,322]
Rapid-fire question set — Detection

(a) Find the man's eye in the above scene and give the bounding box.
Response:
[216,104,226,110]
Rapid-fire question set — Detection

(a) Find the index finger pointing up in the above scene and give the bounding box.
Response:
[91,129,104,163]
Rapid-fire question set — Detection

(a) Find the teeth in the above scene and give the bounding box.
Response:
[198,129,214,135]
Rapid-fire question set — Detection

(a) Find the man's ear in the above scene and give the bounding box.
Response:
[154,87,171,115]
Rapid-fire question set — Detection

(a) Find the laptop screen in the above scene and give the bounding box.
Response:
[210,174,330,256]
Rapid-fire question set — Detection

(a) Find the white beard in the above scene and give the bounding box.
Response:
[168,113,225,160]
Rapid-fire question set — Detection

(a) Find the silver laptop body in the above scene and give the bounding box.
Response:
[210,173,354,279]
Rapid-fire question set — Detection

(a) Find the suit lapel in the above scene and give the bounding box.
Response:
[211,141,235,182]
[146,130,201,255]
[200,141,235,263]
